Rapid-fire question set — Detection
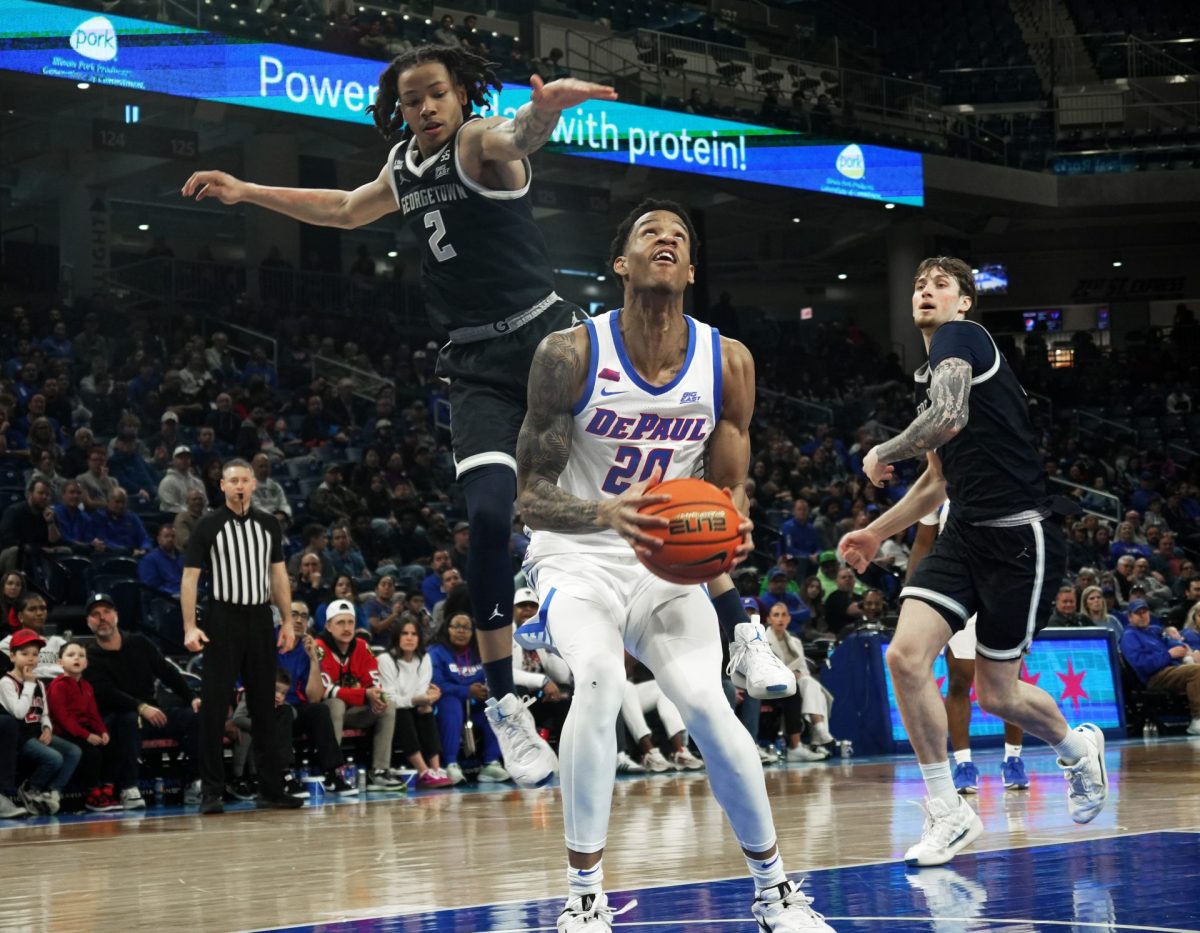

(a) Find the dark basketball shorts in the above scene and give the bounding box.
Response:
[900,513,1066,661]
[436,299,584,477]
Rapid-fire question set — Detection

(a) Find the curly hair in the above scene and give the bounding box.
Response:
[366,44,502,142]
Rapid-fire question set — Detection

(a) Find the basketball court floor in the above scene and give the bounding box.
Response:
[6,738,1199,932]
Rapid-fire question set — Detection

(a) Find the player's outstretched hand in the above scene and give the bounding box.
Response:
[838,529,882,574]
[181,170,248,205]
[862,448,894,488]
[598,465,671,556]
[529,74,618,112]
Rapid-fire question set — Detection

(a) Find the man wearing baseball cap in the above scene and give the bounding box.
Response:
[84,592,202,809]
[316,599,399,789]
[157,445,207,515]
[1120,598,1200,735]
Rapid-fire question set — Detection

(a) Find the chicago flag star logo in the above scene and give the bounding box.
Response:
[1056,658,1089,712]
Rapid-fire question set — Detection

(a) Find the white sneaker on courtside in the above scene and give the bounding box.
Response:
[485,694,558,787]
[903,796,983,867]
[785,745,826,763]
[728,622,798,700]
[616,751,646,774]
[751,879,836,932]
[642,748,674,772]
[557,892,638,932]
[1058,723,1108,824]
[671,748,705,771]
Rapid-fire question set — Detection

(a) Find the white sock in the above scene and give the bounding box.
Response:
[920,760,960,807]
[568,860,604,897]
[952,749,972,765]
[745,848,787,892]
[1052,730,1089,765]
[1004,743,1023,760]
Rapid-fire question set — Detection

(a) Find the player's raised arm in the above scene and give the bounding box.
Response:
[466,74,618,164]
[862,357,972,486]
[180,159,398,231]
[516,328,668,548]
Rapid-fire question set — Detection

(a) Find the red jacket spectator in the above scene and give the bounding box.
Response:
[47,673,106,740]
[316,632,380,706]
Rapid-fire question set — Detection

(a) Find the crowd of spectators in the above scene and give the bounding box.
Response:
[0,289,1197,815]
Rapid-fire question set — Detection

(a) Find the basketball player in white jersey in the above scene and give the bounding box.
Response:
[515,201,833,932]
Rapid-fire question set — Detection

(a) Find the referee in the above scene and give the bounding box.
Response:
[182,458,302,813]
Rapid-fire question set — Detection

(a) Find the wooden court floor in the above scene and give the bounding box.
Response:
[5,738,1200,932]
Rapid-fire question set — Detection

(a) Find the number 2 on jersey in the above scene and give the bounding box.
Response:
[601,446,673,495]
[424,210,457,262]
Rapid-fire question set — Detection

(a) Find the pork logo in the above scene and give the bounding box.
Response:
[71,16,118,62]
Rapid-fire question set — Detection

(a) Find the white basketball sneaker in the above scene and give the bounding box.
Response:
[728,622,798,700]
[751,879,836,931]
[485,694,558,787]
[903,796,984,867]
[557,892,638,932]
[671,748,705,771]
[1058,723,1108,824]
[643,748,674,772]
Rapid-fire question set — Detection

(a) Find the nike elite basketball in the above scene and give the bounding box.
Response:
[637,477,742,584]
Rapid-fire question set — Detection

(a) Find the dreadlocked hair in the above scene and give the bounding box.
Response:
[366,44,503,141]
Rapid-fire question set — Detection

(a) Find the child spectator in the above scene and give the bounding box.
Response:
[428,612,508,785]
[377,619,452,788]
[316,599,401,789]
[47,641,119,811]
[229,668,312,800]
[0,593,66,678]
[0,630,80,814]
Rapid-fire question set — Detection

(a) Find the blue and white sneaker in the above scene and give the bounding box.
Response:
[1059,723,1107,824]
[1001,756,1030,790]
[728,622,797,700]
[952,761,979,795]
[485,694,558,788]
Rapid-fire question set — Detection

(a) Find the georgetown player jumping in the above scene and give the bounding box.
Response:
[181,46,620,785]
[840,256,1107,867]
[516,201,831,931]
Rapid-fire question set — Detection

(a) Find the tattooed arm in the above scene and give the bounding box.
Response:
[467,76,618,165]
[516,328,670,549]
[861,357,972,487]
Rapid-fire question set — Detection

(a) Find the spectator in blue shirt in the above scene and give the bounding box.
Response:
[1109,522,1152,564]
[777,498,821,571]
[242,346,278,391]
[422,550,452,608]
[759,569,806,629]
[324,524,370,580]
[93,488,152,556]
[138,524,186,597]
[1119,598,1200,735]
[107,432,158,506]
[54,481,104,554]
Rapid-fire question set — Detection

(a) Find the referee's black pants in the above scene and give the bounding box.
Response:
[200,603,283,798]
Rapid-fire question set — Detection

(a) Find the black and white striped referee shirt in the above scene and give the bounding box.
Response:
[184,505,284,606]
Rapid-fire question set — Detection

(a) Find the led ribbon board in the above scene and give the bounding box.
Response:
[0,0,924,204]
[881,632,1125,741]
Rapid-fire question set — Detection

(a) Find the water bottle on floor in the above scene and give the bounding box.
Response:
[343,756,357,789]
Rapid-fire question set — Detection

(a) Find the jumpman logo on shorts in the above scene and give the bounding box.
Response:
[489,604,504,621]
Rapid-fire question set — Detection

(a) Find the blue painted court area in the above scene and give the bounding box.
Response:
[266,830,1200,932]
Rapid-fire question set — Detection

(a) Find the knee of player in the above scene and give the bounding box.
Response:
[572,659,627,711]
[885,641,927,680]
[945,672,973,697]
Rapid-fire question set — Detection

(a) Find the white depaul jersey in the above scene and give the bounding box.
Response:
[527,308,723,558]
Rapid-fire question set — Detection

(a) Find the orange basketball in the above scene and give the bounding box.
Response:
[636,477,743,585]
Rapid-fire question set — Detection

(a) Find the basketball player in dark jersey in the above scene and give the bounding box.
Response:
[839,256,1108,868]
[181,46,619,786]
